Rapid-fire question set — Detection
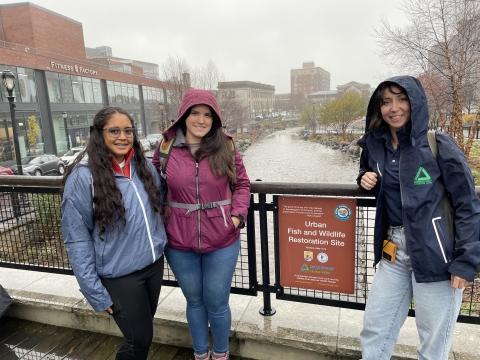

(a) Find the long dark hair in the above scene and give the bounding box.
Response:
[178,106,236,183]
[61,106,163,238]
[369,82,410,132]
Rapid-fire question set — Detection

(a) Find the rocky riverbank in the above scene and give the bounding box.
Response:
[234,128,281,153]
[297,130,362,162]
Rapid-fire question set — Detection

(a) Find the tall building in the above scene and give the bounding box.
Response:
[0,2,166,169]
[290,61,330,100]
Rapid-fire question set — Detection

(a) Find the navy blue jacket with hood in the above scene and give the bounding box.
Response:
[357,76,480,282]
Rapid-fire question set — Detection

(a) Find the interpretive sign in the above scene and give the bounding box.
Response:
[278,196,356,294]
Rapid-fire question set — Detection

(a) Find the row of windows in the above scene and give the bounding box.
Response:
[46,72,103,104]
[107,81,140,105]
[142,86,164,103]
[0,111,43,162]
[0,66,166,108]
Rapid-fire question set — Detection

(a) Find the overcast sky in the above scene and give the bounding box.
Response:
[3,0,409,93]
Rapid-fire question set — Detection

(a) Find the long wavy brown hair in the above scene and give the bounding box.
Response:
[61,106,163,238]
[178,106,236,183]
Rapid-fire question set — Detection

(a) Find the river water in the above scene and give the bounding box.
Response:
[241,127,359,183]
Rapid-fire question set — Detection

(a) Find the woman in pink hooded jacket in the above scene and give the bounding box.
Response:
[152,89,250,360]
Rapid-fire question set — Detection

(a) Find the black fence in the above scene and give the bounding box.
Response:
[0,176,479,324]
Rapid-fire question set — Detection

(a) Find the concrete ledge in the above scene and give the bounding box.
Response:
[2,268,479,360]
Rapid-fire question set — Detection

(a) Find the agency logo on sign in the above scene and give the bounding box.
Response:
[304,251,313,261]
[301,264,310,271]
[334,204,352,221]
[317,252,329,263]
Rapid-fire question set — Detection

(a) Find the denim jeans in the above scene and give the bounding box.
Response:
[165,239,240,354]
[360,226,463,360]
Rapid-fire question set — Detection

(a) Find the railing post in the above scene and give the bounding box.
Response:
[258,192,276,316]
[246,194,258,295]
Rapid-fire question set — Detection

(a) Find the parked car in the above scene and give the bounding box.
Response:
[140,139,151,152]
[0,166,13,175]
[11,155,65,176]
[60,147,84,167]
[146,134,161,148]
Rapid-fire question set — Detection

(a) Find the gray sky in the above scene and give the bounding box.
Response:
[5,0,408,93]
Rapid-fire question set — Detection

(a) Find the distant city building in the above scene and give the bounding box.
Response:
[0,2,167,169]
[217,81,275,119]
[307,81,373,105]
[291,61,330,100]
[85,46,159,79]
[275,93,292,112]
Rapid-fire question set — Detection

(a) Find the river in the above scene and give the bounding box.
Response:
[241,127,359,183]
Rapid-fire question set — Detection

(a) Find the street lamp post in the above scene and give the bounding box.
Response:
[62,111,71,150]
[312,101,316,133]
[2,69,22,175]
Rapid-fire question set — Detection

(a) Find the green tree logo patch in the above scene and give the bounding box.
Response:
[414,167,432,185]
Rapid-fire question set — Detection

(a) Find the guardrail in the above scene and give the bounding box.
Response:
[0,176,478,324]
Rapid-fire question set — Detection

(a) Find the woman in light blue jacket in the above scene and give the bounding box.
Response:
[61,106,167,360]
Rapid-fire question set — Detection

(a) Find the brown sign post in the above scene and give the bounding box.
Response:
[278,196,356,294]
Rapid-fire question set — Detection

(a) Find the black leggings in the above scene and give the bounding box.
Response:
[101,256,164,360]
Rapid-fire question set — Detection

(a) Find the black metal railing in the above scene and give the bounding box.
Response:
[0,176,478,324]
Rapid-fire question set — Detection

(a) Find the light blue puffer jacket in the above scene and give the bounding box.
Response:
[61,158,167,312]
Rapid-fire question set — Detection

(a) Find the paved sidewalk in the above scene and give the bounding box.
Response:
[1,268,479,360]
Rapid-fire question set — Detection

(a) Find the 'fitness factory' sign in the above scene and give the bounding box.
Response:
[50,61,98,76]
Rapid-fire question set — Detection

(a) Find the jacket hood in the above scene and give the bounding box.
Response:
[163,89,222,140]
[365,76,428,146]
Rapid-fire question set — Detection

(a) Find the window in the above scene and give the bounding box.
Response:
[107,81,115,104]
[92,79,103,103]
[46,72,62,103]
[114,82,122,103]
[82,77,94,103]
[59,74,73,103]
[71,76,85,103]
[17,67,37,102]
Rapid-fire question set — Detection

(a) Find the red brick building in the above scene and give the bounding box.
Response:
[0,2,167,168]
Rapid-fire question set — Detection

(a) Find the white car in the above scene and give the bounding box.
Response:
[146,134,161,148]
[60,147,84,167]
[140,139,151,152]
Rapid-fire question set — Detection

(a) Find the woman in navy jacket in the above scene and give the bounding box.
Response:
[61,107,167,360]
[357,76,480,360]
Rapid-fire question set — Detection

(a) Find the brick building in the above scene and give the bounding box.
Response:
[0,2,166,169]
[290,61,330,103]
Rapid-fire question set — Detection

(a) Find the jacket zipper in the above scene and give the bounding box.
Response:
[195,162,201,253]
[431,217,449,263]
[376,162,383,177]
[129,178,156,262]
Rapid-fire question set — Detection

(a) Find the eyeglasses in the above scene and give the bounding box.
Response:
[102,127,136,138]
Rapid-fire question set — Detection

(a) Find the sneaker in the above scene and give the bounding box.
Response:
[211,351,229,360]
[194,351,210,360]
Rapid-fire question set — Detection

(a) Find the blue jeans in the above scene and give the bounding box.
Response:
[360,226,463,360]
[165,239,240,354]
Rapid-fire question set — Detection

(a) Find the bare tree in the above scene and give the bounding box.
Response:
[218,95,250,133]
[160,55,192,121]
[192,59,225,90]
[374,0,480,157]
